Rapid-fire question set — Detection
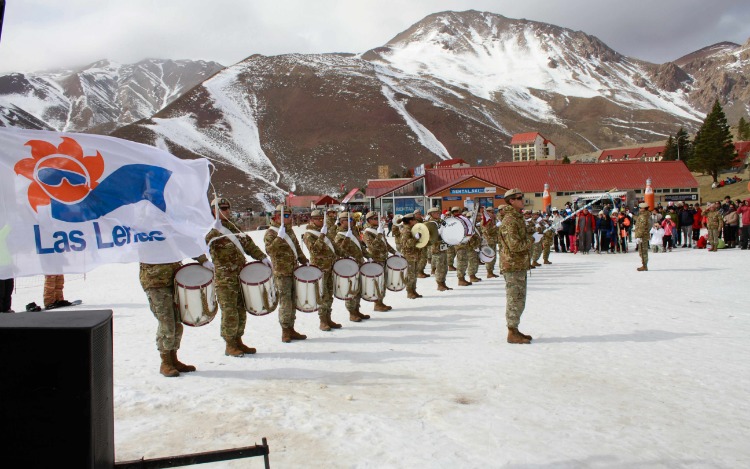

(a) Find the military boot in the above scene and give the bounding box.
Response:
[448,266,457,271]
[374,300,391,312]
[406,289,420,299]
[457,276,472,286]
[416,271,429,279]
[159,352,180,377]
[486,272,499,279]
[437,281,452,291]
[349,313,362,322]
[170,350,196,373]
[507,328,531,344]
[289,328,307,340]
[637,265,648,271]
[224,338,245,356]
[320,317,332,331]
[236,337,257,355]
[281,328,294,342]
[532,261,542,267]
[469,275,482,283]
[543,260,552,264]
[517,329,533,340]
[326,313,342,329]
[355,310,371,319]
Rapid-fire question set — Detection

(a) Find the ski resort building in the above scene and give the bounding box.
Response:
[510,132,556,162]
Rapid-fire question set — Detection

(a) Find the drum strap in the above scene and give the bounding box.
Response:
[215,223,247,257]
[269,226,298,259]
[337,231,362,252]
[305,229,336,255]
[364,227,387,248]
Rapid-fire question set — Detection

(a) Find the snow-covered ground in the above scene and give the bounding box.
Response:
[9,227,750,468]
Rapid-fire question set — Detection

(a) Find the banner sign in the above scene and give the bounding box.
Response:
[442,196,462,201]
[0,128,214,278]
[449,187,496,195]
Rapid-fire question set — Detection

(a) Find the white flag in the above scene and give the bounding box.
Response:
[0,128,214,278]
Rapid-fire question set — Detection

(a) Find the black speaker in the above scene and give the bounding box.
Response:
[0,310,114,468]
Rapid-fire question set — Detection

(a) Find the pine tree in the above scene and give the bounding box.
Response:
[663,135,677,161]
[561,155,570,164]
[738,117,750,140]
[688,100,736,182]
[675,127,691,161]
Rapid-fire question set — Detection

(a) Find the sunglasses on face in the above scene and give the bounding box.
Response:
[282,213,291,218]
[510,196,524,201]
[219,206,230,211]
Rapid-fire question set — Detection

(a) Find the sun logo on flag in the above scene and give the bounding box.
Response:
[13,137,105,212]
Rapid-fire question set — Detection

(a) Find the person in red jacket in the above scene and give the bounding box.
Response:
[692,205,703,246]
[575,208,596,254]
[737,199,750,250]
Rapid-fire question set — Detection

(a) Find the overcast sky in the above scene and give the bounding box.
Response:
[1,0,749,74]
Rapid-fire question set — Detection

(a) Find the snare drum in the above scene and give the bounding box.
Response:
[440,218,469,245]
[479,245,496,263]
[385,255,408,292]
[294,265,324,312]
[333,258,360,300]
[175,264,218,327]
[239,261,278,316]
[359,261,385,302]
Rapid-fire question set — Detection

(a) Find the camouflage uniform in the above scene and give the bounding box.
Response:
[392,224,402,252]
[264,221,308,329]
[325,213,339,239]
[705,208,724,250]
[139,262,183,352]
[498,205,532,329]
[206,219,267,341]
[362,225,396,304]
[427,219,448,285]
[482,220,500,275]
[466,232,482,279]
[542,226,555,263]
[302,223,338,324]
[633,208,651,268]
[335,225,369,314]
[531,221,544,265]
[399,223,420,295]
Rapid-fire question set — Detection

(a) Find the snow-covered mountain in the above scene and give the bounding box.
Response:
[0,59,224,132]
[4,11,750,209]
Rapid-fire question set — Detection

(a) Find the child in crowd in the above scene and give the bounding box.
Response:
[650,223,665,253]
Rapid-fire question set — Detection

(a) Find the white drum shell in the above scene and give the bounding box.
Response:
[239,261,278,316]
[333,258,360,300]
[360,262,385,302]
[385,255,408,292]
[479,246,496,263]
[441,218,468,246]
[175,264,218,327]
[294,265,324,312]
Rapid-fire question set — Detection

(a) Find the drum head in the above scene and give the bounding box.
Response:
[333,258,359,277]
[360,262,384,277]
[175,264,213,289]
[386,255,408,270]
[441,218,465,245]
[295,265,323,282]
[239,262,272,285]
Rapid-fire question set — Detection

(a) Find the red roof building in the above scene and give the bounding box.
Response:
[598,145,666,162]
[510,132,556,162]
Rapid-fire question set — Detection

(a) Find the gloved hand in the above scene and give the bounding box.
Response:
[635,238,641,245]
[202,260,215,270]
[320,223,328,235]
[496,220,501,227]
[414,232,421,239]
[262,257,273,268]
[532,233,543,243]
[278,224,286,238]
[377,223,384,235]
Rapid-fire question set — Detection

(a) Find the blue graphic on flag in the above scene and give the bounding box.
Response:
[50,164,172,223]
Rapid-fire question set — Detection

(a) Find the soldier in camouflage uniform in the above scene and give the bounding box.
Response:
[302,209,342,331]
[363,211,396,312]
[413,209,430,278]
[446,207,461,271]
[454,208,473,286]
[705,202,724,252]
[481,209,500,278]
[205,197,270,357]
[392,215,403,252]
[265,205,309,343]
[325,206,339,239]
[427,207,452,291]
[542,217,555,264]
[466,207,483,283]
[335,212,371,322]
[530,212,544,267]
[398,213,423,299]
[498,188,534,344]
[524,211,540,269]
[633,202,651,271]
[140,253,208,377]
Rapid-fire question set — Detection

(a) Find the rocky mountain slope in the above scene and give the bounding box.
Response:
[0,59,223,132]
[3,11,749,209]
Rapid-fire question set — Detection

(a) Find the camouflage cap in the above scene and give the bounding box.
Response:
[504,188,523,199]
[274,204,289,212]
[401,213,416,223]
[450,206,461,213]
[427,207,441,215]
[338,211,350,219]
[638,202,649,209]
[310,209,324,217]
[365,211,378,220]
[211,197,230,208]
[326,206,338,213]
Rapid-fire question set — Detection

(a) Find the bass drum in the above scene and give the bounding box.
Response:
[479,245,496,263]
[239,261,278,316]
[293,265,324,313]
[360,261,385,302]
[385,255,408,292]
[333,258,360,300]
[440,217,469,246]
[174,264,218,327]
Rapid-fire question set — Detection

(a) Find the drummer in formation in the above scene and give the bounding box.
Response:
[147,194,557,376]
